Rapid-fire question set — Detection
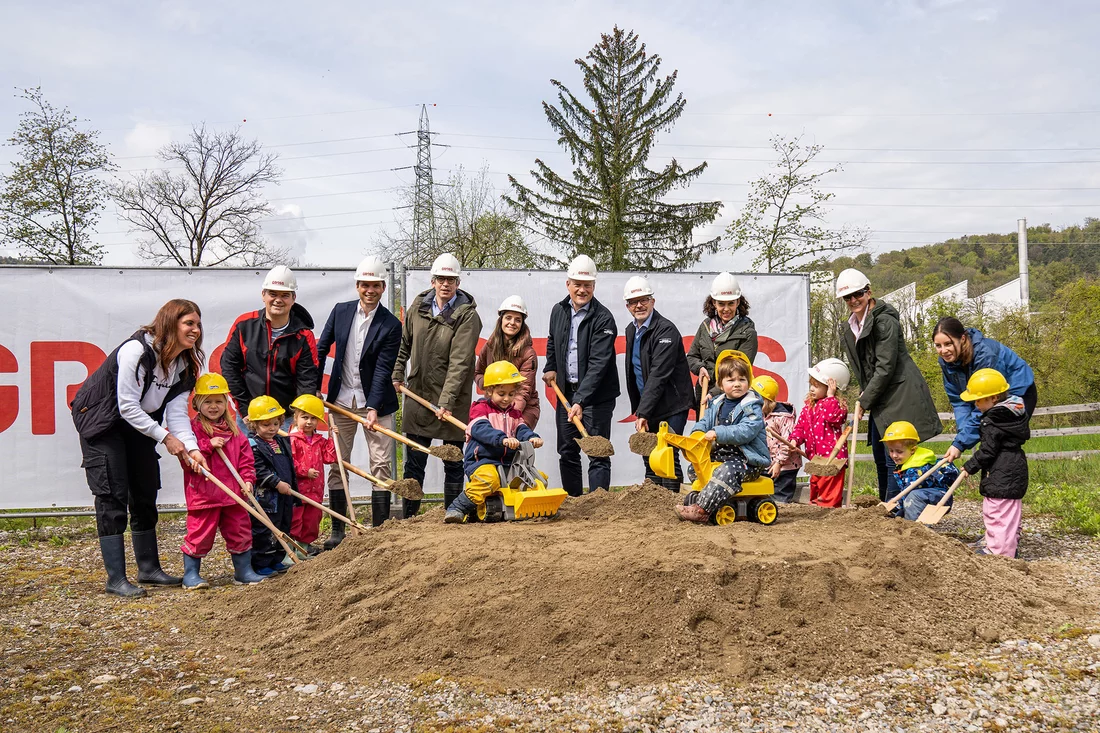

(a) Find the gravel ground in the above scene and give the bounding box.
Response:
[2,500,1099,733]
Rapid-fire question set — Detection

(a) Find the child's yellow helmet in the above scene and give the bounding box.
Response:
[194,372,230,396]
[880,421,919,443]
[483,360,525,387]
[716,349,754,382]
[290,394,325,421]
[751,375,779,402]
[960,368,1010,402]
[247,395,285,422]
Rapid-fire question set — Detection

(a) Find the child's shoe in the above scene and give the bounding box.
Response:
[444,492,477,524]
[306,544,323,556]
[271,562,291,574]
[254,565,277,577]
[231,551,265,585]
[182,554,209,590]
[674,504,709,523]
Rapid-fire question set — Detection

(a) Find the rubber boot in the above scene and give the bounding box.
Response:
[326,487,348,548]
[323,524,345,551]
[403,498,421,519]
[371,490,391,528]
[231,551,265,585]
[99,535,146,598]
[443,483,463,514]
[182,554,209,591]
[444,492,477,524]
[131,529,182,586]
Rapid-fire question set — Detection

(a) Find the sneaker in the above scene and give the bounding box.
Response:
[674,504,709,523]
[254,566,277,577]
[967,536,987,550]
[271,562,291,574]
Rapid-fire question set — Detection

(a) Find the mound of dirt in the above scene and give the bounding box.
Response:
[197,483,1085,690]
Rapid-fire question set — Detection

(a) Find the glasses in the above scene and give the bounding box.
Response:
[433,276,458,285]
[626,297,652,309]
[842,287,869,302]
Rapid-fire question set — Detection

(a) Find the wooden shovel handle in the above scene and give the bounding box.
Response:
[284,485,369,533]
[325,401,432,454]
[843,403,863,508]
[548,379,590,438]
[698,374,709,417]
[193,460,300,563]
[396,385,469,431]
[766,427,808,459]
[934,470,968,508]
[881,456,951,509]
[341,459,392,489]
[827,425,852,461]
[326,418,359,532]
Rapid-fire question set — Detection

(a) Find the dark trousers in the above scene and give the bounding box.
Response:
[773,468,799,503]
[79,422,162,538]
[403,432,464,487]
[868,415,900,502]
[642,410,689,489]
[251,492,294,569]
[556,399,614,497]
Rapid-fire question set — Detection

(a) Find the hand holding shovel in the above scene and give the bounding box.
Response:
[879,457,953,514]
[805,425,851,477]
[395,386,469,431]
[766,427,809,460]
[548,379,615,457]
[917,470,968,525]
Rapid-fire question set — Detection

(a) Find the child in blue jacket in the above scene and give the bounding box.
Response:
[880,420,960,521]
[676,351,770,523]
[245,396,300,575]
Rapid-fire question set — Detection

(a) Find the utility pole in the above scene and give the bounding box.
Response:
[411,104,436,263]
[1017,217,1030,312]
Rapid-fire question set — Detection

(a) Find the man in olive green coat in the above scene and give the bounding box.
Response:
[837,268,942,502]
[392,253,482,518]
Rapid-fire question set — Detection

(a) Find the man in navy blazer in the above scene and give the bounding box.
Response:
[315,256,402,546]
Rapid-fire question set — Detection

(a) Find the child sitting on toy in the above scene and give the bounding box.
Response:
[754,375,801,503]
[789,358,850,508]
[960,368,1030,558]
[676,351,771,523]
[246,396,300,575]
[880,420,960,521]
[445,361,545,523]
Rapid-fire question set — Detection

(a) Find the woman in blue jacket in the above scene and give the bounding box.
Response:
[932,317,1036,463]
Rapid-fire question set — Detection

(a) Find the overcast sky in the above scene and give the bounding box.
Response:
[2,0,1098,271]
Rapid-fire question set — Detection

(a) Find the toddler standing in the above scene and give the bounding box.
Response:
[789,358,850,508]
[288,395,336,553]
[246,396,300,575]
[753,375,801,503]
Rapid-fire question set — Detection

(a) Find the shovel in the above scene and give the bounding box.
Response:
[341,460,424,501]
[325,401,464,462]
[879,457,952,514]
[548,379,615,457]
[766,427,809,460]
[628,431,659,456]
[326,420,361,534]
[805,424,852,477]
[698,373,709,419]
[283,484,371,534]
[843,403,863,508]
[395,385,469,431]
[916,470,968,525]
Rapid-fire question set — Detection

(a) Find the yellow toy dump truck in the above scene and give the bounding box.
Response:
[649,422,779,526]
[476,443,568,522]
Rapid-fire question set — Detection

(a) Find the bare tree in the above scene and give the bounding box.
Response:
[377,165,547,269]
[112,126,285,266]
[726,135,868,273]
[0,87,114,264]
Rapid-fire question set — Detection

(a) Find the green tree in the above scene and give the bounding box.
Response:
[0,87,114,264]
[726,135,868,273]
[505,26,721,270]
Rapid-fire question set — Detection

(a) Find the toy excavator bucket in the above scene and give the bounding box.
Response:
[509,484,568,519]
[648,422,677,479]
[663,430,722,490]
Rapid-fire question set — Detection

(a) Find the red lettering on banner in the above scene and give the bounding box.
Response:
[0,345,18,433]
[30,341,107,435]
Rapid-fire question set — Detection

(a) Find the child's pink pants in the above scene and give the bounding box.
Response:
[983,497,1022,558]
[181,505,252,557]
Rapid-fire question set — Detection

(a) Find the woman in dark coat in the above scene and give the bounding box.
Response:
[686,272,758,404]
[836,269,942,501]
[475,295,540,429]
[70,299,209,597]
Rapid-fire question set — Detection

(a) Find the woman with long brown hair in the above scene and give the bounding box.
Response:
[686,272,758,403]
[474,295,540,428]
[71,299,210,598]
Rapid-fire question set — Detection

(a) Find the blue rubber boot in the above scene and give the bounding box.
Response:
[182,554,209,590]
[231,551,265,585]
[444,492,478,524]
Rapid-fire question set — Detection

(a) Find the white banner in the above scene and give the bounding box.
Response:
[405,269,810,493]
[0,266,389,510]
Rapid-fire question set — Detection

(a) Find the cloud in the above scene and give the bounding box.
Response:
[261,205,317,265]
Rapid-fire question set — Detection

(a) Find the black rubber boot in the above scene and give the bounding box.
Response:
[131,529,182,586]
[325,489,348,549]
[323,524,345,551]
[371,490,391,528]
[443,483,463,513]
[403,498,421,519]
[99,535,146,598]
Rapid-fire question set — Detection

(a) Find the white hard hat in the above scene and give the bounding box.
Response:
[498,294,528,316]
[430,253,462,278]
[355,256,386,283]
[262,265,298,292]
[709,272,742,301]
[566,254,597,282]
[623,275,654,301]
[808,358,851,390]
[835,268,871,299]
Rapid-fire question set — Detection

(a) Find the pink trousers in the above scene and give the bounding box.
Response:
[983,497,1022,558]
[181,505,252,557]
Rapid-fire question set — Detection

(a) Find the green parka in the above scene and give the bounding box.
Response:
[840,301,942,443]
[686,316,758,398]
[392,288,482,441]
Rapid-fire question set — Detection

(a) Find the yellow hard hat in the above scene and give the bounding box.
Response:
[960,368,1010,402]
[751,375,779,402]
[716,349,754,382]
[290,394,325,420]
[880,421,919,443]
[194,372,229,396]
[484,360,525,388]
[247,395,285,422]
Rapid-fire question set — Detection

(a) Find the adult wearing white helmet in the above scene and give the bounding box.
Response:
[837,268,942,502]
[314,256,403,542]
[392,253,482,518]
[686,272,759,406]
[475,295,540,429]
[221,265,318,432]
[622,277,695,490]
[543,254,619,496]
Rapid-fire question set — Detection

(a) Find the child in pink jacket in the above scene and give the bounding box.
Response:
[753,375,801,503]
[288,396,337,552]
[789,359,850,508]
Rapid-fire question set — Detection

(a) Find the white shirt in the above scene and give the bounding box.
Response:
[336,302,378,408]
[566,301,590,383]
[115,334,199,451]
[849,307,870,340]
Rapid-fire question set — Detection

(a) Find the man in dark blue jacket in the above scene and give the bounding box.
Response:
[315,257,402,545]
[542,255,619,496]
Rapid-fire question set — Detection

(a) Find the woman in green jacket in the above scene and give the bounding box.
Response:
[686,272,758,405]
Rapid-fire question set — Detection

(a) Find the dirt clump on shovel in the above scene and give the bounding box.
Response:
[388,479,423,500]
[628,431,659,456]
[197,483,1086,691]
[430,444,465,462]
[576,435,615,457]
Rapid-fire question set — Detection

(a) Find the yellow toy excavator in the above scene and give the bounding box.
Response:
[649,422,779,526]
[476,443,568,522]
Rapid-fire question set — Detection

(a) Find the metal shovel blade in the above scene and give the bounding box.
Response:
[576,435,615,457]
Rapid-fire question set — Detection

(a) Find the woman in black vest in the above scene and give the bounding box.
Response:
[71,299,210,597]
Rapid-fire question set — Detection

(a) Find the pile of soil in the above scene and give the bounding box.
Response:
[199,483,1085,689]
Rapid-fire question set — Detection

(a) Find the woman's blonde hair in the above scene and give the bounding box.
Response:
[805,376,847,411]
[192,392,239,437]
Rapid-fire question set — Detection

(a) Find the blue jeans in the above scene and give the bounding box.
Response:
[899,487,951,522]
[868,415,900,502]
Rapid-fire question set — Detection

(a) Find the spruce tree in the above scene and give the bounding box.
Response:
[505,27,721,271]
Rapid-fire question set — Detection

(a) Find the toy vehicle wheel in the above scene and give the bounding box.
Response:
[712,501,737,526]
[478,495,505,523]
[750,498,778,525]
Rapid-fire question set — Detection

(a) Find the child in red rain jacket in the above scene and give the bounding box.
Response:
[288,395,336,552]
[181,374,265,589]
[789,359,851,508]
